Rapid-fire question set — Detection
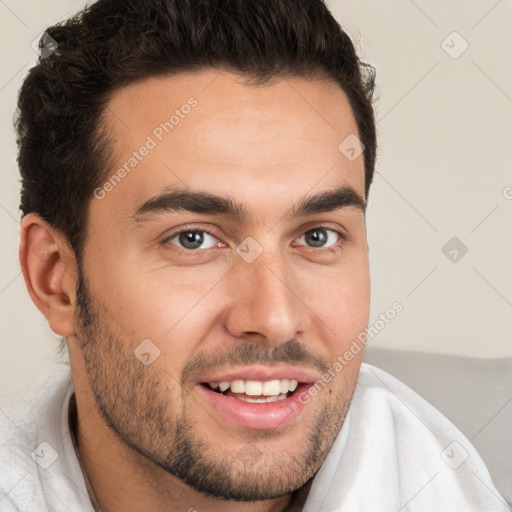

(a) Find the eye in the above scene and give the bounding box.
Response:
[295,227,342,249]
[163,225,345,254]
[166,229,219,250]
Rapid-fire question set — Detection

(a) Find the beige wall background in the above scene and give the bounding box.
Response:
[0,0,511,396]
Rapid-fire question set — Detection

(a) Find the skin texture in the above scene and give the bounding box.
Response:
[20,69,370,512]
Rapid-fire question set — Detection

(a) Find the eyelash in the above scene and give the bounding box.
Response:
[161,224,348,255]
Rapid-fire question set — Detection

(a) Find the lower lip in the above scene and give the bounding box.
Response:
[196,383,312,430]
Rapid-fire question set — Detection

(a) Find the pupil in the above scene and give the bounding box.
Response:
[307,229,327,247]
[180,230,203,249]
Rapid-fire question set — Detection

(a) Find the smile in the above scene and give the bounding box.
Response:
[196,369,317,430]
[205,378,298,403]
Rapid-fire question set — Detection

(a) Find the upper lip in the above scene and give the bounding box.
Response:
[198,365,320,385]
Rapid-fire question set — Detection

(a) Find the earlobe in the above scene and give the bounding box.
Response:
[19,214,78,337]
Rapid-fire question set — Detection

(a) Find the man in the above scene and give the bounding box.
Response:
[0,0,508,511]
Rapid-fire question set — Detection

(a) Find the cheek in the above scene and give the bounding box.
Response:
[88,234,369,366]
[302,256,370,346]
[96,265,222,370]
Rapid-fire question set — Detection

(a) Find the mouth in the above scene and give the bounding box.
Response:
[200,378,299,403]
[196,373,315,430]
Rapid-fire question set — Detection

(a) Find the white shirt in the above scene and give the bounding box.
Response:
[0,363,509,512]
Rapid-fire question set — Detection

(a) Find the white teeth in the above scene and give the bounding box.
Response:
[265,394,287,403]
[208,378,301,396]
[245,380,263,396]
[236,394,289,403]
[262,380,281,396]
[236,395,268,403]
[230,380,245,393]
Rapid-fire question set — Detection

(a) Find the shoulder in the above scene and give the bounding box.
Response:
[303,363,510,512]
[0,367,92,511]
[352,362,490,465]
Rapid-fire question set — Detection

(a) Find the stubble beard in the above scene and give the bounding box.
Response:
[73,265,355,501]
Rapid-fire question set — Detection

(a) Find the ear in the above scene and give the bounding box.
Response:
[19,213,78,337]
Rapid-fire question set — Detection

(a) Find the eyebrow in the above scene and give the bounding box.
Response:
[131,184,366,223]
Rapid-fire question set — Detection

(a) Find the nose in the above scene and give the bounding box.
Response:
[223,249,308,346]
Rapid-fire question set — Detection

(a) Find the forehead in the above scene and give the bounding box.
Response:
[95,69,365,223]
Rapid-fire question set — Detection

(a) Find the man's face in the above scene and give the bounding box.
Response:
[73,70,370,500]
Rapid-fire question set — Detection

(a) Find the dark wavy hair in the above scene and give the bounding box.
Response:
[16,0,376,261]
